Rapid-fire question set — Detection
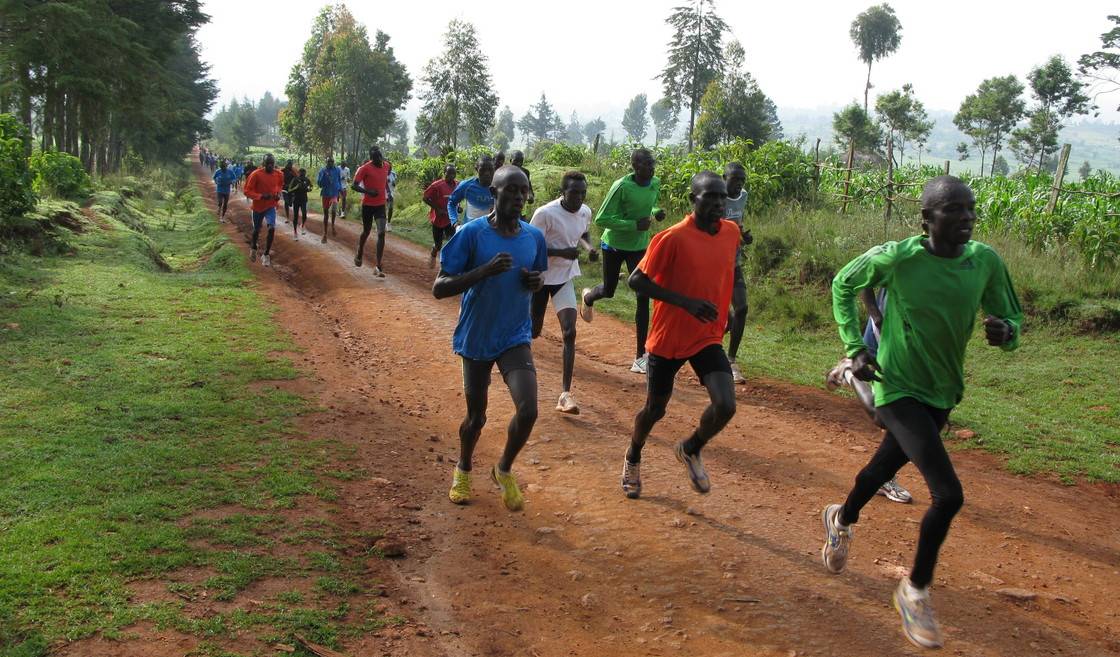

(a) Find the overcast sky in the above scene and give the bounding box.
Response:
[198,0,1118,126]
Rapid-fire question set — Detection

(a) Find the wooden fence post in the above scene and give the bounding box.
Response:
[841,141,855,214]
[812,137,821,189]
[943,160,950,176]
[1045,143,1072,215]
[885,137,895,229]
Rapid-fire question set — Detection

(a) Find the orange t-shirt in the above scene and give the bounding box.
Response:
[638,214,741,359]
[243,168,285,212]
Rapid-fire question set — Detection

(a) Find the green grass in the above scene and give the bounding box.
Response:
[0,166,389,655]
[383,168,1120,483]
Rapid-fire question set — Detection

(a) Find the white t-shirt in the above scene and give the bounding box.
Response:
[340,166,351,184]
[725,189,747,227]
[530,198,592,286]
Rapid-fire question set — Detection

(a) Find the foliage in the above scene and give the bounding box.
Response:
[849,3,903,112]
[832,103,882,154]
[0,114,36,222]
[650,97,679,145]
[210,99,263,156]
[415,20,497,150]
[954,75,1026,177]
[875,84,932,162]
[541,143,587,168]
[490,106,516,151]
[518,93,565,144]
[30,151,91,199]
[693,41,781,150]
[659,0,730,150]
[622,94,650,143]
[1078,14,1120,115]
[583,118,607,149]
[1009,56,1093,170]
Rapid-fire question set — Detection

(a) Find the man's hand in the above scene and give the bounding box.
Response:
[851,349,882,382]
[740,229,753,246]
[654,209,666,221]
[554,246,579,260]
[588,249,599,262]
[521,268,543,292]
[680,297,719,323]
[484,252,513,277]
[636,216,653,231]
[983,315,1013,346]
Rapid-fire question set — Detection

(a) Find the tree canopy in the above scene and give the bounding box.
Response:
[659,0,730,151]
[849,4,902,113]
[415,20,498,151]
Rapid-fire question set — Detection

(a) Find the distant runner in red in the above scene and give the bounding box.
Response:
[422,164,458,268]
[242,153,285,268]
[351,146,392,277]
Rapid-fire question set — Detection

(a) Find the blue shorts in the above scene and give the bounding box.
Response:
[252,207,277,229]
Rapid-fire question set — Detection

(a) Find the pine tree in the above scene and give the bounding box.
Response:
[415,20,498,150]
[517,93,564,144]
[658,0,730,151]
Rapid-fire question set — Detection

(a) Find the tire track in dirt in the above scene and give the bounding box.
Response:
[200,164,1120,657]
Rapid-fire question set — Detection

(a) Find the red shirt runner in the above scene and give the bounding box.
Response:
[243,168,285,213]
[353,159,392,207]
[422,178,458,227]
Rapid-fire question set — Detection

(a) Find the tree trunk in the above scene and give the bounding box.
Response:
[864,60,873,114]
[18,65,33,157]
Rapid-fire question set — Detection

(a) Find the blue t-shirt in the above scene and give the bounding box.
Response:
[317,166,343,197]
[447,177,495,226]
[440,218,549,361]
[213,168,237,194]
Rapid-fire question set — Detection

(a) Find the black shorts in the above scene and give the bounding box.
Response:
[647,344,732,397]
[216,192,229,203]
[462,344,535,393]
[362,204,387,232]
[432,223,455,243]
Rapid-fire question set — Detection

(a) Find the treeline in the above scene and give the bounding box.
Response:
[209,92,287,156]
[0,0,215,173]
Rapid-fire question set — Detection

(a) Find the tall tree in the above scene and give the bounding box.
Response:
[849,4,902,113]
[833,103,882,154]
[415,20,497,151]
[583,118,606,149]
[650,97,679,145]
[1078,15,1120,120]
[564,111,584,145]
[622,94,650,143]
[692,40,781,149]
[1009,56,1092,170]
[658,0,730,151]
[875,84,932,164]
[517,93,564,144]
[953,75,1025,177]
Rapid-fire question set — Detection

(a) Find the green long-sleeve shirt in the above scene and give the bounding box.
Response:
[594,173,662,251]
[832,236,1023,409]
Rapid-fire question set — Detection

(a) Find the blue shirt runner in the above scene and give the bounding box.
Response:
[447,177,495,226]
[317,166,343,198]
[213,168,237,195]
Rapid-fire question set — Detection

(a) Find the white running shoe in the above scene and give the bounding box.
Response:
[877,477,913,504]
[579,288,594,323]
[293,233,299,241]
[261,254,271,267]
[730,362,746,384]
[821,503,852,574]
[386,222,392,232]
[630,354,648,374]
[373,266,385,278]
[556,392,579,415]
[893,577,944,649]
[621,458,641,499]
[301,227,307,235]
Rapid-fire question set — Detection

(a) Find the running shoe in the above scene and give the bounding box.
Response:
[630,354,649,374]
[877,477,913,504]
[491,465,524,511]
[448,466,471,504]
[556,391,579,415]
[579,288,594,323]
[373,266,385,278]
[293,232,299,241]
[250,247,258,263]
[301,227,307,236]
[386,221,392,232]
[730,362,746,385]
[354,254,362,267]
[674,441,710,494]
[321,234,327,244]
[820,503,852,574]
[340,210,345,218]
[893,577,944,649]
[261,254,271,267]
[621,458,642,499]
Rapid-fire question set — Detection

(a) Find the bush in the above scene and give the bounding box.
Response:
[541,143,586,168]
[30,151,91,199]
[0,114,37,222]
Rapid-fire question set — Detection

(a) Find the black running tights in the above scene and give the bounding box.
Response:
[840,397,961,589]
[585,247,648,359]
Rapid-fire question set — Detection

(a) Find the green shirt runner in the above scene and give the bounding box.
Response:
[594,173,663,251]
[832,235,1023,410]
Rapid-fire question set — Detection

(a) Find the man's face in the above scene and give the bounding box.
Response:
[326,158,334,168]
[924,184,977,246]
[264,155,275,171]
[724,169,746,198]
[444,166,457,182]
[561,180,588,211]
[492,170,529,219]
[691,176,727,224]
[632,152,655,180]
[220,160,227,170]
[477,161,495,187]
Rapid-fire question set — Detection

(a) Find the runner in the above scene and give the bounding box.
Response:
[281,159,296,221]
[510,150,535,205]
[580,148,665,374]
[529,170,595,414]
[339,161,351,218]
[820,176,1022,650]
[316,157,343,243]
[350,146,392,275]
[212,159,236,223]
[422,164,458,268]
[242,153,285,267]
[494,150,506,169]
[287,167,312,240]
[447,155,495,226]
[619,171,743,500]
[721,163,751,384]
[232,161,243,192]
[385,168,398,232]
[242,160,257,198]
[433,165,548,511]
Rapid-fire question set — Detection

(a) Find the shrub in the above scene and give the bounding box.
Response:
[0,113,37,221]
[30,151,91,199]
[541,143,586,168]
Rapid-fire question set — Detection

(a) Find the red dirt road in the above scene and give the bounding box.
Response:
[193,164,1119,657]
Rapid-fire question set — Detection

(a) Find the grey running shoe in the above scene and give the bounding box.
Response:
[579,288,594,323]
[877,477,913,504]
[261,254,271,267]
[621,459,642,499]
[674,442,710,494]
[821,503,852,574]
[630,353,648,374]
[730,362,746,384]
[893,577,944,649]
[556,392,579,415]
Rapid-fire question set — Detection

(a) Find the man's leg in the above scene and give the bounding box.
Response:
[727,267,749,365]
[497,365,537,473]
[558,308,577,393]
[626,250,650,361]
[626,353,683,464]
[530,287,551,339]
[457,358,491,473]
[374,207,387,270]
[356,206,372,266]
[583,246,623,306]
[250,213,262,261]
[680,349,737,456]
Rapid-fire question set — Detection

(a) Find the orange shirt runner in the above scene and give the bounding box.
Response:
[243,168,285,213]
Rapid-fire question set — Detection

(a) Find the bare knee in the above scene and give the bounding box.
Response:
[561,324,576,344]
[462,413,486,436]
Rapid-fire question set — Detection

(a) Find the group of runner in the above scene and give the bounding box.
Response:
[204,143,1024,651]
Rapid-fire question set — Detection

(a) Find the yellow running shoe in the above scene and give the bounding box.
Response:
[491,465,524,511]
[448,466,472,505]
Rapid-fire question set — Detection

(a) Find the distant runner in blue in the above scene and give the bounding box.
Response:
[212,159,237,223]
[447,154,496,227]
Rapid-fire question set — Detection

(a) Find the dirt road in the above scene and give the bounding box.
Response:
[197,165,1120,657]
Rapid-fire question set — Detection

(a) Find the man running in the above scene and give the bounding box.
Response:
[510,150,534,205]
[338,161,351,218]
[212,159,236,223]
[287,167,312,240]
[351,146,392,275]
[232,161,243,192]
[580,148,665,374]
[385,167,398,232]
[242,153,285,267]
[316,157,343,243]
[281,159,297,221]
[433,165,548,511]
[722,163,752,384]
[242,160,257,199]
[820,176,1022,650]
[422,164,458,268]
[447,155,495,227]
[619,171,742,500]
[529,171,595,415]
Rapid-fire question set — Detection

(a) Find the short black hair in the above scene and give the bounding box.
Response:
[631,147,653,160]
[561,170,587,190]
[724,162,746,176]
[920,175,969,209]
[476,154,494,168]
